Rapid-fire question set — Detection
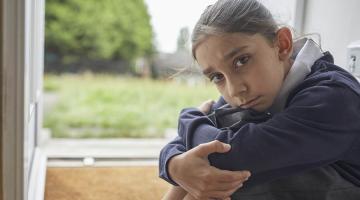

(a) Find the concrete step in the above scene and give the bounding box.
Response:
[41,138,170,160]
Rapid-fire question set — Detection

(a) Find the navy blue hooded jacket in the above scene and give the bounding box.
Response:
[159,53,360,189]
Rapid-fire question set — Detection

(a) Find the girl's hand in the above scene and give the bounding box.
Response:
[168,140,251,200]
[161,186,187,200]
[197,99,215,114]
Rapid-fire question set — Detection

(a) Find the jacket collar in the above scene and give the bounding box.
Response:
[269,38,324,113]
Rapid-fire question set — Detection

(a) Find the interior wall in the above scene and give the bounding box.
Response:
[303,0,360,69]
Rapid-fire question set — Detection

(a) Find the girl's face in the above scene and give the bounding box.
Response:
[195,32,292,112]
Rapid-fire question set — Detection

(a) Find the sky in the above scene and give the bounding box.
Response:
[144,0,217,53]
[144,0,296,53]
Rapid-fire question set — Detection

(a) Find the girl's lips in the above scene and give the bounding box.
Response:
[241,96,261,109]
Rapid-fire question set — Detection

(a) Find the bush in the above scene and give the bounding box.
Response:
[45,0,154,72]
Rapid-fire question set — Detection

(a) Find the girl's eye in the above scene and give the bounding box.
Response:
[209,73,224,84]
[234,55,250,68]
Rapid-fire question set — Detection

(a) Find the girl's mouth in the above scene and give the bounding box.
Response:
[241,96,261,109]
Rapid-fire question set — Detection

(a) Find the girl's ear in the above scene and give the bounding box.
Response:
[275,27,293,61]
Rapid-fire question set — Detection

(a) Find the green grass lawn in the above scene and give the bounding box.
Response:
[43,74,219,138]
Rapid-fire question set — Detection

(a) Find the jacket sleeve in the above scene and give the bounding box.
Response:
[182,84,360,187]
[158,135,186,185]
[158,97,227,185]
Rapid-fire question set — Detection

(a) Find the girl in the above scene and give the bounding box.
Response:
[159,0,360,199]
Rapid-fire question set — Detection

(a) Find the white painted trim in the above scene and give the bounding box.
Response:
[294,0,307,35]
[2,0,26,199]
[2,0,46,199]
[28,148,47,200]
[34,0,45,148]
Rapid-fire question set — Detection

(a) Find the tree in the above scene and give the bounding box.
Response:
[176,27,190,52]
[45,0,154,72]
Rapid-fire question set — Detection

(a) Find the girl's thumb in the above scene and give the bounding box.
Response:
[194,140,231,157]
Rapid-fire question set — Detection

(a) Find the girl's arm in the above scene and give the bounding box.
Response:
[159,135,186,185]
[159,96,226,185]
[169,84,360,187]
[159,97,248,199]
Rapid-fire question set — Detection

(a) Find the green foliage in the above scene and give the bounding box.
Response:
[44,76,61,92]
[43,75,219,138]
[45,0,153,62]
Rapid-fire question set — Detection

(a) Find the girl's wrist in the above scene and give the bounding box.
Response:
[168,154,182,183]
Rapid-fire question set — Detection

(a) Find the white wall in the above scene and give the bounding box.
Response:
[259,0,297,26]
[302,0,360,69]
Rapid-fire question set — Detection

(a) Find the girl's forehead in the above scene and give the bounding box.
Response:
[209,33,253,44]
[196,33,267,56]
[200,33,269,50]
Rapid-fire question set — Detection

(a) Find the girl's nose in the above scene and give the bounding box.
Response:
[227,82,247,99]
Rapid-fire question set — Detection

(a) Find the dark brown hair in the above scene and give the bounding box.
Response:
[191,0,279,59]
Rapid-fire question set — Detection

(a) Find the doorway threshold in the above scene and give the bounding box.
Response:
[41,138,171,167]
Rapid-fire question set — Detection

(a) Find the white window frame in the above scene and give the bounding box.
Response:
[2,0,46,200]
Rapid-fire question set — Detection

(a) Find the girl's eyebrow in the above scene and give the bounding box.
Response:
[202,45,249,75]
[223,46,249,61]
[202,67,214,76]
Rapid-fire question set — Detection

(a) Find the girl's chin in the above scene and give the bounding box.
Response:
[251,102,270,112]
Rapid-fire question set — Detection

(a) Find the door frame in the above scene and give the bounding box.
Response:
[2,0,46,200]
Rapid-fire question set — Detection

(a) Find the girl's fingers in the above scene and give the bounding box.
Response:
[207,186,243,200]
[210,180,244,191]
[210,167,251,183]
